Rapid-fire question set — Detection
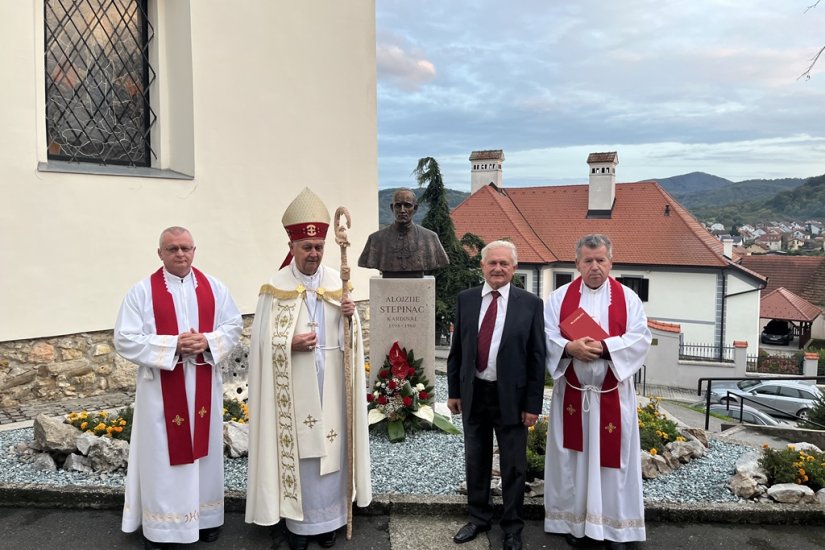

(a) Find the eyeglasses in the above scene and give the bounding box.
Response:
[392,202,415,210]
[163,245,194,254]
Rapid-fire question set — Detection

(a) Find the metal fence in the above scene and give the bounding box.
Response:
[678,342,734,362]
[746,353,803,375]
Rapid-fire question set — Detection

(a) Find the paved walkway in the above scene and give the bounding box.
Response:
[2,508,825,549]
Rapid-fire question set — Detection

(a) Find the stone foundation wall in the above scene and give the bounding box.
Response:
[0,303,370,409]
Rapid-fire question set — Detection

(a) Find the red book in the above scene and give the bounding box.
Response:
[560,307,609,341]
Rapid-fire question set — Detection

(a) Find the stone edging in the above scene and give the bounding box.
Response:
[1,484,824,525]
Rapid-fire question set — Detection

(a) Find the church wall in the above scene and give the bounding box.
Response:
[0,2,378,408]
[0,1,378,343]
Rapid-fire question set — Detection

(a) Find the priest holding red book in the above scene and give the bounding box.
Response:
[543,234,652,550]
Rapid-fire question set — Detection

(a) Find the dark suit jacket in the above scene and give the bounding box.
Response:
[447,284,547,425]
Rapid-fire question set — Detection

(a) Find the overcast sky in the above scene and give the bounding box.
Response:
[375,0,825,191]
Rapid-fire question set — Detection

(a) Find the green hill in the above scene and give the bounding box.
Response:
[693,174,825,227]
[655,173,804,210]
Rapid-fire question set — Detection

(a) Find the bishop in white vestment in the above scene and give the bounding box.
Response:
[114,227,242,547]
[543,235,651,548]
[245,188,371,550]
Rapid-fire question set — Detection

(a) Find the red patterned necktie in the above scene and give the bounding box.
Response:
[476,290,500,372]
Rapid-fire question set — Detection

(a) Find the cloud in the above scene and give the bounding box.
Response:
[375,1,825,189]
[376,36,436,91]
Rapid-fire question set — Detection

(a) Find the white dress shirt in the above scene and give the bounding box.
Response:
[475,282,511,381]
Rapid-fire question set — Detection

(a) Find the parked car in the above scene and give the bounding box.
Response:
[761,319,792,345]
[709,379,821,419]
[707,403,781,426]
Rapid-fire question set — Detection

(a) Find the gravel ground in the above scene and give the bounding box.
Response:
[0,375,752,502]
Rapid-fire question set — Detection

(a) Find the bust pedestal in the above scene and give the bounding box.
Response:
[368,276,436,397]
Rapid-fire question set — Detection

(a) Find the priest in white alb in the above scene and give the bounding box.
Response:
[245,187,371,550]
[543,234,652,550]
[114,226,243,550]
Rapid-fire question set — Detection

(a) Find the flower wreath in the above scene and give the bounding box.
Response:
[367,341,459,442]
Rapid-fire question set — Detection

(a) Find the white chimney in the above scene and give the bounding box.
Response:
[587,152,618,215]
[469,150,504,194]
[721,236,734,259]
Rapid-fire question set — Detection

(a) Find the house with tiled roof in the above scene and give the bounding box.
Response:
[738,255,825,342]
[759,288,823,347]
[755,232,782,251]
[452,151,767,354]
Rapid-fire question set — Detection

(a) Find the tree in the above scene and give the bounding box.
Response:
[413,157,484,341]
[799,0,824,80]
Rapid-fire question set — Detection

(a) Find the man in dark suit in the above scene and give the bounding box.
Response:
[447,240,547,550]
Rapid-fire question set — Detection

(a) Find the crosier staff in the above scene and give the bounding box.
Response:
[334,206,354,540]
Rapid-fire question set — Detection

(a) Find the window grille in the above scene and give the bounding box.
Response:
[616,276,649,301]
[554,272,572,290]
[45,0,156,166]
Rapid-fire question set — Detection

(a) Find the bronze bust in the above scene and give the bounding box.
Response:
[358,189,449,278]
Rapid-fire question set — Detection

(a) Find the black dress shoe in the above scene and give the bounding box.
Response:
[141,534,169,550]
[453,522,492,543]
[286,529,310,550]
[316,529,338,548]
[565,533,602,547]
[503,532,523,550]
[604,541,635,549]
[200,526,222,543]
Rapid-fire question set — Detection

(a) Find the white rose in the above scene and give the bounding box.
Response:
[416,383,425,392]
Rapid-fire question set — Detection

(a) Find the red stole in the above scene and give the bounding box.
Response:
[150,267,215,466]
[560,277,626,469]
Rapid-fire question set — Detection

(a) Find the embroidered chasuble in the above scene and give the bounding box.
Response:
[245,263,372,528]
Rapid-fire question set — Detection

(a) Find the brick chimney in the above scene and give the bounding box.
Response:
[469,150,504,194]
[587,152,618,217]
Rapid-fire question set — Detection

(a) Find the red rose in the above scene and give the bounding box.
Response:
[378,395,388,405]
[418,391,429,400]
[402,396,413,407]
[378,369,389,379]
[387,380,397,390]
[367,393,374,402]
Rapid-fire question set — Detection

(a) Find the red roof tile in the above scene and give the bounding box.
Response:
[587,152,617,164]
[469,150,504,161]
[760,287,823,321]
[738,256,825,298]
[648,319,681,333]
[452,181,730,268]
[451,184,556,264]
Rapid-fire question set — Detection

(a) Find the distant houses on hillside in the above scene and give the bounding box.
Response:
[716,221,825,254]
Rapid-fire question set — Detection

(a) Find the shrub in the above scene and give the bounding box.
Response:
[798,394,825,430]
[759,444,825,491]
[526,416,548,480]
[755,350,803,375]
[65,405,132,442]
[223,397,249,423]
[638,398,682,455]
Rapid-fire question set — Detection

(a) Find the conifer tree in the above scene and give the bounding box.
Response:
[413,157,484,341]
